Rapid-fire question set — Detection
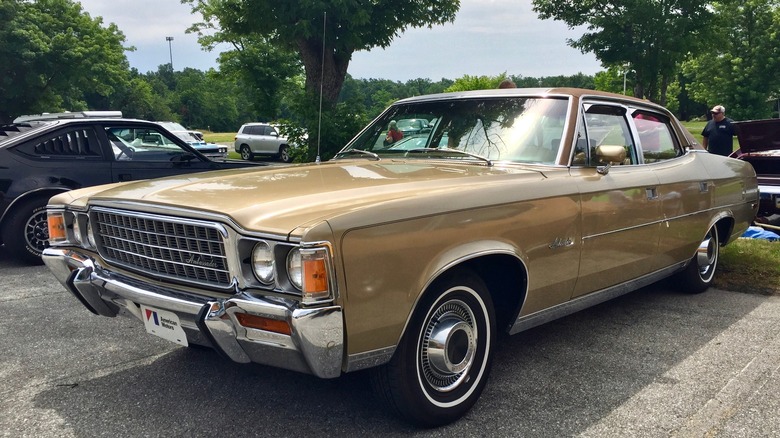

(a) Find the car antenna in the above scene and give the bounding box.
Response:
[316,12,326,164]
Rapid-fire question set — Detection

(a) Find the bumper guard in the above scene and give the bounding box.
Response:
[42,247,344,378]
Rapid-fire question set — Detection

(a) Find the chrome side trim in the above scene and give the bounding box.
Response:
[508,262,686,335]
[345,346,396,372]
[581,203,746,241]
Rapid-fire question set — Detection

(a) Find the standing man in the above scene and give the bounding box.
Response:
[701,105,735,156]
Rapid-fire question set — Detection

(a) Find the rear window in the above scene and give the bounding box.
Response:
[13,126,103,158]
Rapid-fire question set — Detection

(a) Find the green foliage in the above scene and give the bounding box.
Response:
[0,0,131,122]
[282,89,370,162]
[185,0,461,107]
[215,37,302,121]
[520,72,596,89]
[682,0,780,120]
[445,73,509,92]
[532,0,714,105]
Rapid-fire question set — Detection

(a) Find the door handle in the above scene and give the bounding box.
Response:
[646,187,658,200]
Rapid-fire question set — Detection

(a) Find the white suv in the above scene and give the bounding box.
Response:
[234,123,292,162]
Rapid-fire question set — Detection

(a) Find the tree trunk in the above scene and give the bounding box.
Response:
[298,38,351,107]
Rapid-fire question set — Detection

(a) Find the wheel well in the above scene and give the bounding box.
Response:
[0,189,65,241]
[714,216,735,245]
[430,254,527,334]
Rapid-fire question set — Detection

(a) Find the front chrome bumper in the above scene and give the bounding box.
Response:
[42,247,344,378]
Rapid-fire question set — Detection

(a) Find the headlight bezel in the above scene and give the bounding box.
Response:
[47,208,97,250]
[251,240,275,284]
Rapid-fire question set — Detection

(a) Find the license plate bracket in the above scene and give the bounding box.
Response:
[140,305,189,347]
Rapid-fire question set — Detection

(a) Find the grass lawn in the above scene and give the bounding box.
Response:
[202,131,236,143]
[717,238,780,295]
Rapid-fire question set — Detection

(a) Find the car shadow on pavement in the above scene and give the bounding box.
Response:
[30,285,772,437]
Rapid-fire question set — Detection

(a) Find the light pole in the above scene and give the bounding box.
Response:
[165,36,174,70]
[620,66,634,95]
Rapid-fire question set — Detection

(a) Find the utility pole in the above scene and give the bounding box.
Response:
[166,36,174,70]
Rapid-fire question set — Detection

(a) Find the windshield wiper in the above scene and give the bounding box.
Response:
[334,149,380,161]
[405,148,493,166]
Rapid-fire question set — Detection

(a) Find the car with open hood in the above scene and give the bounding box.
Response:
[42,89,758,427]
[731,118,780,218]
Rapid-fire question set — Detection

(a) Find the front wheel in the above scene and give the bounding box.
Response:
[371,270,496,427]
[240,145,254,161]
[2,197,50,265]
[674,225,719,294]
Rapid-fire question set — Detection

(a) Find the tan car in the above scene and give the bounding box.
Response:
[42,88,758,427]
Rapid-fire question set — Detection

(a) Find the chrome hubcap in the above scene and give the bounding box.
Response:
[420,299,477,392]
[696,229,717,280]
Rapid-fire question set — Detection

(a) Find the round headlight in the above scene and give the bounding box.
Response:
[287,248,302,290]
[251,241,275,284]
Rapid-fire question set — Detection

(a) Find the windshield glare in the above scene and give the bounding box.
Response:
[343,97,569,164]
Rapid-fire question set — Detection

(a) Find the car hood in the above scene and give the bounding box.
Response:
[78,160,545,236]
[733,119,780,153]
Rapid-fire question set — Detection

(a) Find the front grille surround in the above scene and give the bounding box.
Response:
[91,207,234,290]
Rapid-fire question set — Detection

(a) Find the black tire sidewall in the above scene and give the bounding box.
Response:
[391,272,495,426]
[676,226,719,294]
[2,198,49,264]
[279,145,291,163]
[240,145,253,160]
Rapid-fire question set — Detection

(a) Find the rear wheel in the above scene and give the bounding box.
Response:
[2,197,50,265]
[371,270,495,427]
[240,145,254,161]
[674,225,719,294]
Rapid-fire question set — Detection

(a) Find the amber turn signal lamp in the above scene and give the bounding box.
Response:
[48,213,66,243]
[235,313,292,336]
[303,258,328,294]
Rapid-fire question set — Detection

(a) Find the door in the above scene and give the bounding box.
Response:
[103,125,215,182]
[630,109,711,267]
[571,102,662,297]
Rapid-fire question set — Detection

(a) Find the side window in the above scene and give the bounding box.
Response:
[14,127,103,159]
[631,110,682,163]
[583,104,637,165]
[247,126,262,136]
[106,126,191,162]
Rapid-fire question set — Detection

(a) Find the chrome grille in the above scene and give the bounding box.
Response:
[93,209,231,288]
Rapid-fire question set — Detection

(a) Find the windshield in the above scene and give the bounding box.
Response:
[341,97,569,164]
[158,122,188,132]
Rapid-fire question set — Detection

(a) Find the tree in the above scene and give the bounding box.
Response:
[682,0,780,120]
[445,73,510,92]
[0,0,130,123]
[532,0,713,105]
[185,0,461,160]
[211,36,302,122]
[186,0,460,108]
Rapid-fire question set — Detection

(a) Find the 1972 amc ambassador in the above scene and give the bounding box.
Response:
[43,88,758,426]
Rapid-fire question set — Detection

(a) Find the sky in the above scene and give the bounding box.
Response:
[76,0,603,82]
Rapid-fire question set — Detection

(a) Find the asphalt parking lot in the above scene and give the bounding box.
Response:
[1,247,779,437]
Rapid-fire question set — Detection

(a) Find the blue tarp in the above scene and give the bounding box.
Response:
[742,226,780,241]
